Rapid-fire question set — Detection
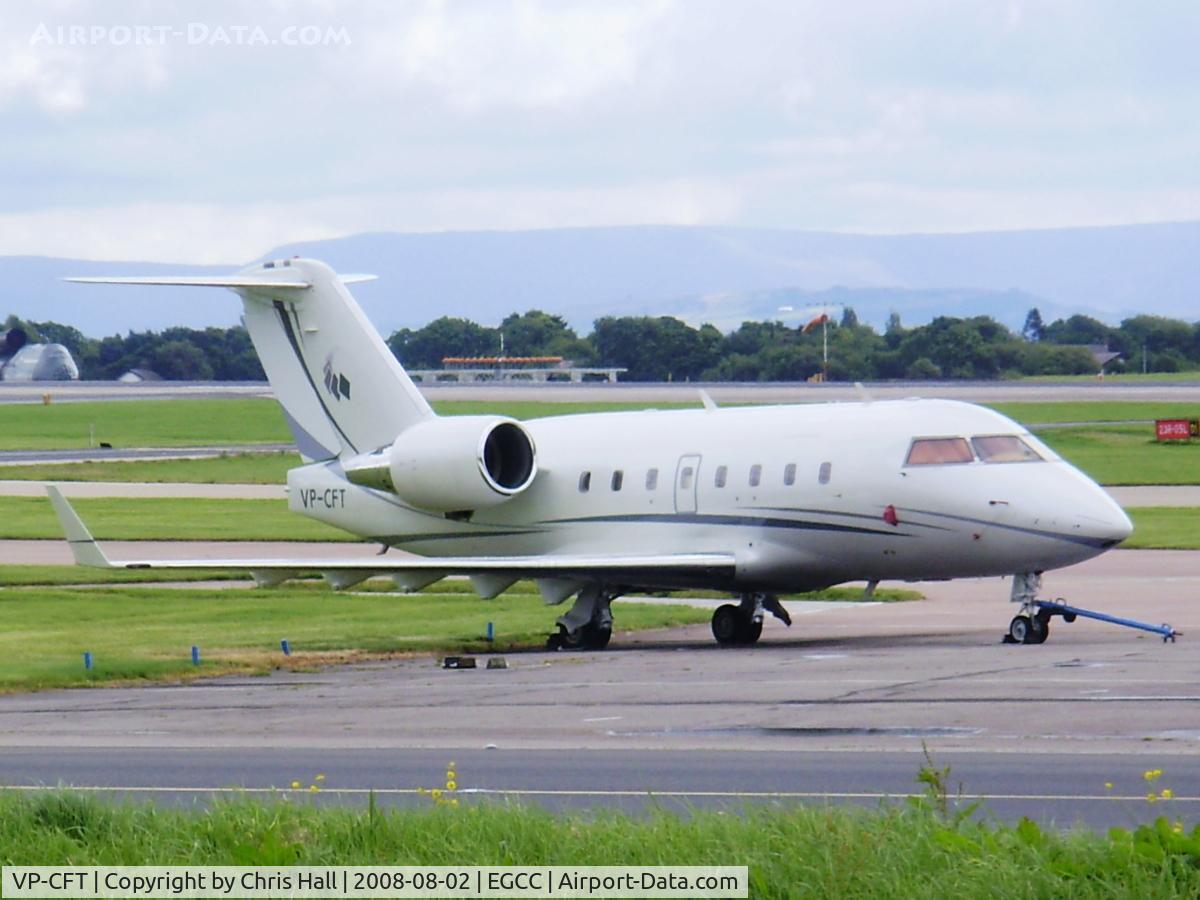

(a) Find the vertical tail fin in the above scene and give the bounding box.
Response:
[68,259,433,460]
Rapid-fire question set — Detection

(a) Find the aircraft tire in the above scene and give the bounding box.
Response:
[738,618,763,644]
[584,625,612,650]
[1008,615,1032,644]
[712,604,743,645]
[551,623,611,651]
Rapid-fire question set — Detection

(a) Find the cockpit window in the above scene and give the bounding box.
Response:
[905,437,974,466]
[972,435,1043,463]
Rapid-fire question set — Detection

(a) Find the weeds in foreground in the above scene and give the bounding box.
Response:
[2,787,1199,897]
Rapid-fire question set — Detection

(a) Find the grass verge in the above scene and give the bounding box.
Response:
[0,573,921,691]
[0,582,712,691]
[1036,425,1200,485]
[0,398,703,451]
[1125,508,1200,550]
[0,496,353,541]
[0,565,247,586]
[1,791,1197,896]
[0,452,298,484]
[0,398,292,450]
[990,401,1200,426]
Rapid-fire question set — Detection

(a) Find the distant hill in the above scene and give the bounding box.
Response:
[4,221,1197,336]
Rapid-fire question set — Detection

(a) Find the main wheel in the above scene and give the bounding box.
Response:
[712,604,743,645]
[582,624,612,650]
[737,618,763,644]
[550,623,611,651]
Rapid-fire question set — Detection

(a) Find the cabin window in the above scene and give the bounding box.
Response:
[646,468,658,490]
[680,466,694,490]
[578,471,592,492]
[905,437,974,466]
[611,470,624,491]
[715,465,728,488]
[972,435,1043,463]
[818,461,832,484]
[784,463,796,486]
[749,464,762,487]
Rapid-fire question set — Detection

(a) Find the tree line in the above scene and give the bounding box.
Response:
[6,306,1200,382]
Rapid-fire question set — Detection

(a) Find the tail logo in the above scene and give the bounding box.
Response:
[322,355,352,402]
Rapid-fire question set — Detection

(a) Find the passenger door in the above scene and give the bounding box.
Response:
[674,454,701,514]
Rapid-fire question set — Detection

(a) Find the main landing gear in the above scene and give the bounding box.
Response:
[712,593,792,646]
[546,585,615,651]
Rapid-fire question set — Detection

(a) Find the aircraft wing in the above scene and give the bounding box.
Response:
[47,487,735,598]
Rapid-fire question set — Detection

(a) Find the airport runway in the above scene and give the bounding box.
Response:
[0,445,294,467]
[1,747,1194,829]
[6,379,1200,406]
[1,549,1197,829]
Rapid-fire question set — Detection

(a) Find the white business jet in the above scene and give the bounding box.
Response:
[52,258,1132,649]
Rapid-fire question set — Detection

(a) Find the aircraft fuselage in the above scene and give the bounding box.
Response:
[288,397,1131,593]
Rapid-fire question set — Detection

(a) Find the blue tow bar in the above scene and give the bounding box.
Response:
[1035,600,1180,643]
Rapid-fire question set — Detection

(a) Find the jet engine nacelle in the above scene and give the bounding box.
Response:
[343,416,537,512]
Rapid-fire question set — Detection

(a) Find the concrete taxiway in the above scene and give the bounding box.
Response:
[0,548,1196,829]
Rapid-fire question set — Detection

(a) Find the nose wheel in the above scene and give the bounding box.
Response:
[1007,610,1050,645]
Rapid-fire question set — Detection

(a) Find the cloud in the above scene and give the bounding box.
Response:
[0,1,1196,261]
[366,0,674,111]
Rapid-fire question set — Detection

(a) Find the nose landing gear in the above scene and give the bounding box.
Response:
[1003,571,1180,644]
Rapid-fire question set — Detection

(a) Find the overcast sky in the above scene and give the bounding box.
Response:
[2,0,1198,263]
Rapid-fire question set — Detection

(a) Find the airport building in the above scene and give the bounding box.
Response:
[409,356,626,384]
[0,328,79,381]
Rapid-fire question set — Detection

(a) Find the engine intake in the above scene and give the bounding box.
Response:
[343,416,537,512]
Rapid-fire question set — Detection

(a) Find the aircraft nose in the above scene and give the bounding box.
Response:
[1101,501,1133,545]
[1082,488,1133,546]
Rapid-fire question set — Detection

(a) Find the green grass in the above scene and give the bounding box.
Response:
[0,496,354,541]
[1037,426,1200,485]
[0,451,299,484]
[990,402,1200,426]
[0,398,292,450]
[0,565,249,585]
[1,792,1197,896]
[432,399,700,418]
[0,398,703,451]
[1125,508,1200,550]
[1021,370,1200,383]
[984,403,1200,427]
[6,397,1195,455]
[0,582,712,691]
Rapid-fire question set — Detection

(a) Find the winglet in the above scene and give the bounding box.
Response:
[46,486,114,568]
[698,389,718,412]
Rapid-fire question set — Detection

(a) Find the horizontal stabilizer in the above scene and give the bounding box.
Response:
[64,276,311,289]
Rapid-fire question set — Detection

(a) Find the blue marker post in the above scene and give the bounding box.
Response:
[83,651,93,671]
[280,639,291,656]
[191,645,200,666]
[486,622,494,643]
